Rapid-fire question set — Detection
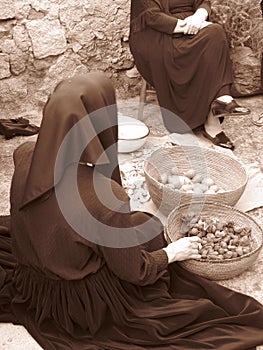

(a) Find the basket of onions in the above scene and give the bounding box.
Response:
[144,145,248,216]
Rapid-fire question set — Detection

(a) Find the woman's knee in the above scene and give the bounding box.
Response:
[205,23,227,40]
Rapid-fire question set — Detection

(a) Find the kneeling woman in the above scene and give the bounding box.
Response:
[129,0,250,150]
[0,73,263,350]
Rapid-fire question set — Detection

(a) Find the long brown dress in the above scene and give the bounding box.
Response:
[1,73,263,350]
[129,0,233,132]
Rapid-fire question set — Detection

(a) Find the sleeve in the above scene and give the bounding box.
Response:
[142,0,178,34]
[194,0,211,18]
[95,182,169,286]
[98,242,168,286]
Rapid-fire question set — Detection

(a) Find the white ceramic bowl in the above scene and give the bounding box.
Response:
[118,114,149,153]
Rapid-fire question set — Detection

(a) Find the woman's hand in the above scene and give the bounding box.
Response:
[183,19,213,35]
[183,15,204,35]
[163,236,201,263]
[173,19,187,34]
[183,8,209,35]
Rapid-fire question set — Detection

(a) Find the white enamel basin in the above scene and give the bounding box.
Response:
[117,114,149,153]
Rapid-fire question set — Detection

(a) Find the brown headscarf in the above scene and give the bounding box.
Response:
[20,73,121,208]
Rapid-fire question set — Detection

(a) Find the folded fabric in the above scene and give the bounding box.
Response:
[0,117,39,140]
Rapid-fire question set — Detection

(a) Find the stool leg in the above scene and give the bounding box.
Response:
[138,79,147,120]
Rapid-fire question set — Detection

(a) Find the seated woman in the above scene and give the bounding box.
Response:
[0,73,263,350]
[129,0,250,150]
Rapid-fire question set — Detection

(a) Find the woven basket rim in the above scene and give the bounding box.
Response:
[166,201,263,264]
[144,145,248,191]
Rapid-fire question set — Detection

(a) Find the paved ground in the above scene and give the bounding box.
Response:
[0,93,263,349]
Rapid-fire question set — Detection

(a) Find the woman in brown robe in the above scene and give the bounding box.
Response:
[0,73,263,350]
[129,0,250,149]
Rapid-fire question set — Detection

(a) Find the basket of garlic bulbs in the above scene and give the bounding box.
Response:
[143,145,248,216]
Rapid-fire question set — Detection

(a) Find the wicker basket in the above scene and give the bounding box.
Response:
[165,201,263,280]
[144,145,248,216]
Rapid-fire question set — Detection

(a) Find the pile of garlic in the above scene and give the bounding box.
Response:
[160,167,224,195]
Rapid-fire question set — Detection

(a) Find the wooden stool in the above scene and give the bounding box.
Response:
[138,78,156,120]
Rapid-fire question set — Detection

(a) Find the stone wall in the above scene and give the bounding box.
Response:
[0,0,262,118]
[0,0,133,117]
[211,0,263,96]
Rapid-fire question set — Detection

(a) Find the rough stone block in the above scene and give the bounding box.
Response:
[231,46,262,95]
[26,18,67,59]
[0,0,15,20]
[0,54,11,79]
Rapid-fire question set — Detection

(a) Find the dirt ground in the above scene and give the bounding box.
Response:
[0,92,263,349]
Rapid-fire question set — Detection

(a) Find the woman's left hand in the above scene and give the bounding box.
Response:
[183,8,209,35]
[183,15,204,35]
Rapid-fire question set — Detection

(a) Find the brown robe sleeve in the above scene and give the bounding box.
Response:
[130,0,211,35]
[144,0,178,34]
[95,202,169,286]
[130,0,178,34]
[194,0,211,18]
[82,172,169,286]
[98,243,168,286]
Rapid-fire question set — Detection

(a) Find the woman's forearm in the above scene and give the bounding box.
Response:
[146,11,179,34]
[194,8,208,21]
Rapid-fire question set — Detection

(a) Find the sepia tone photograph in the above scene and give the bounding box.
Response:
[0,0,263,349]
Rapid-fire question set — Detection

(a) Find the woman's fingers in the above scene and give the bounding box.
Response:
[188,237,202,258]
[164,236,203,263]
[183,18,203,35]
[189,236,201,242]
[188,237,202,257]
[191,253,202,259]
[187,25,199,35]
[191,244,200,251]
[188,236,201,246]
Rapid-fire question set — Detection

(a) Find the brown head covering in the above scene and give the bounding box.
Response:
[20,72,121,208]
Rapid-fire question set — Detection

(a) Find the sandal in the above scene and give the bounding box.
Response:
[211,99,250,118]
[201,128,235,150]
[251,113,263,127]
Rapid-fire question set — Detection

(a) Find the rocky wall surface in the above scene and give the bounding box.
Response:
[0,0,262,118]
[211,0,263,96]
[0,0,134,117]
